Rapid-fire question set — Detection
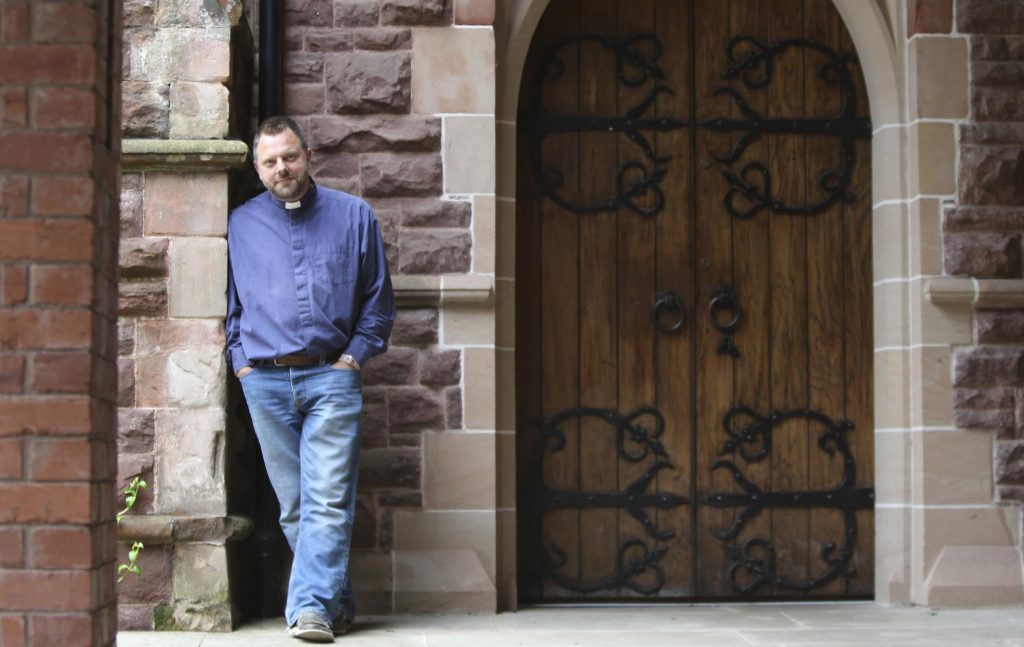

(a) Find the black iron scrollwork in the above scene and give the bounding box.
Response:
[710,284,741,357]
[528,406,689,594]
[524,33,686,217]
[653,289,686,333]
[700,36,872,219]
[700,407,874,593]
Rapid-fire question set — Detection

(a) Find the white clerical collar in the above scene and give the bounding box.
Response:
[285,200,302,210]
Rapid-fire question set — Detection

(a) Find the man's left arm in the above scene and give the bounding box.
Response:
[344,212,395,366]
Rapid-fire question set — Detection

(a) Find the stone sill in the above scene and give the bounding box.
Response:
[122,139,250,172]
[394,274,493,306]
[118,514,253,545]
[926,277,1024,308]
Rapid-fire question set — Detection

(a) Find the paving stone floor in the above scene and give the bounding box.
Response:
[118,603,1024,646]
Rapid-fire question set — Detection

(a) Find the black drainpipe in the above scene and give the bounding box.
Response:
[254,0,285,620]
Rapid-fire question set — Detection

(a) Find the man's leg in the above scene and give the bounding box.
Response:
[288,365,362,626]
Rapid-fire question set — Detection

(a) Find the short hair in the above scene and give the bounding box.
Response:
[252,116,309,156]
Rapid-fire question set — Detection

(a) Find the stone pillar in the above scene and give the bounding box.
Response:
[0,0,122,645]
[116,0,254,631]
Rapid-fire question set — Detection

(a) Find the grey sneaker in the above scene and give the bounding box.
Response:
[289,612,334,643]
[332,614,351,636]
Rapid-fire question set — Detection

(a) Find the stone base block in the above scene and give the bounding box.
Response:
[393,549,496,613]
[154,600,233,631]
[351,551,394,615]
[924,545,1024,607]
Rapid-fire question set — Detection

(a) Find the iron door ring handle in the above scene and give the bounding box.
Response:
[709,293,741,332]
[653,290,686,333]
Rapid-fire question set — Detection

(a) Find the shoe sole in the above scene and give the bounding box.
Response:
[289,627,335,643]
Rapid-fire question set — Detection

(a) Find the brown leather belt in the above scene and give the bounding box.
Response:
[251,351,341,367]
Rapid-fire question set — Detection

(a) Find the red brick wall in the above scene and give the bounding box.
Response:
[0,0,122,644]
[946,0,1024,502]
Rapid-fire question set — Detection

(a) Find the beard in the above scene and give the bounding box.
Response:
[266,172,309,201]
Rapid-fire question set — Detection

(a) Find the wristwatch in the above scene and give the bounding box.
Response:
[340,354,360,370]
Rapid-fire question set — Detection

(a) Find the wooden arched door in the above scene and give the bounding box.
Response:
[515,0,874,602]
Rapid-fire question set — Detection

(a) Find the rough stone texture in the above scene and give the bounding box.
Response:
[454,0,494,25]
[353,27,412,50]
[908,0,953,35]
[364,346,419,385]
[119,357,136,406]
[973,34,1024,61]
[959,0,1024,35]
[154,408,227,514]
[944,232,1022,278]
[286,0,333,26]
[308,116,439,152]
[119,604,157,631]
[446,387,462,429]
[124,0,157,27]
[401,199,471,227]
[120,175,144,238]
[285,53,325,83]
[144,173,228,236]
[118,408,156,454]
[420,348,460,386]
[961,122,1024,145]
[119,319,136,355]
[398,228,471,273]
[977,309,1024,343]
[304,30,355,52]
[955,407,1016,432]
[380,0,449,25]
[122,81,170,137]
[117,543,173,603]
[362,387,389,449]
[169,82,230,139]
[155,0,243,27]
[361,153,442,197]
[325,52,411,114]
[387,386,445,434]
[955,387,1016,409]
[392,308,439,345]
[960,146,1024,204]
[996,441,1024,483]
[954,346,1024,387]
[168,237,228,318]
[359,448,421,489]
[972,87,1024,121]
[336,0,380,26]
[119,279,168,318]
[944,206,1024,232]
[285,83,326,115]
[119,238,169,278]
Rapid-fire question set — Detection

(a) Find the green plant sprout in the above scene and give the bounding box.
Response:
[116,475,147,583]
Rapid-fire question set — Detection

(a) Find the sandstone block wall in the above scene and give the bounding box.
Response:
[945,1,1024,506]
[0,0,123,644]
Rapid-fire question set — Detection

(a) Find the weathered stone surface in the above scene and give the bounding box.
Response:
[118,358,136,407]
[362,153,441,197]
[955,387,1016,409]
[961,123,1024,145]
[136,319,224,351]
[352,495,377,548]
[155,0,242,26]
[362,387,389,449]
[380,0,448,25]
[136,345,226,408]
[420,348,460,386]
[120,177,144,238]
[144,173,227,236]
[286,0,333,26]
[973,61,1024,88]
[172,544,230,607]
[996,440,1024,484]
[353,27,411,50]
[454,0,494,25]
[284,83,326,115]
[310,151,359,181]
[305,29,354,52]
[128,28,231,83]
[119,279,168,318]
[308,116,439,152]
[118,453,155,513]
[392,308,439,345]
[118,408,156,454]
[387,386,445,433]
[119,604,156,631]
[972,34,1024,61]
[336,0,380,26]
[446,386,462,429]
[943,205,1024,231]
[117,544,172,603]
[120,238,169,278]
[954,345,1024,387]
[284,26,305,51]
[375,207,400,270]
[169,82,229,139]
[998,485,1024,502]
[978,309,1024,343]
[908,0,952,35]
[954,407,1015,431]
[119,319,135,356]
[960,146,1024,204]
[378,490,422,507]
[972,87,1024,122]
[401,199,471,227]
[155,408,227,514]
[958,0,1024,34]
[944,232,1022,278]
[398,228,471,273]
[168,237,228,318]
[359,447,421,488]
[122,81,169,137]
[124,0,157,27]
[285,53,325,83]
[364,347,419,385]
[325,52,410,113]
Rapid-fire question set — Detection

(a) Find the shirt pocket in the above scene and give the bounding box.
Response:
[313,249,356,287]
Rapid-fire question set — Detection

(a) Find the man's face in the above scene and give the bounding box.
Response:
[254,128,312,202]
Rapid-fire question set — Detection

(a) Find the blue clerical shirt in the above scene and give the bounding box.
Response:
[226,181,395,372]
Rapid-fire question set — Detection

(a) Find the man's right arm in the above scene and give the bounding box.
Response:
[226,259,251,377]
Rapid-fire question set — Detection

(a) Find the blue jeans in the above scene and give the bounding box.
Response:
[239,364,362,626]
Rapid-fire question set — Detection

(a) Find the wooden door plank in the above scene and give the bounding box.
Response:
[576,0,621,599]
[841,23,876,598]
[654,0,695,598]
[615,0,659,599]
[724,0,774,600]
[804,0,847,598]
[538,0,582,599]
[693,0,737,598]
[767,0,811,596]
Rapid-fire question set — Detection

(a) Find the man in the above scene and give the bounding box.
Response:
[226,116,394,642]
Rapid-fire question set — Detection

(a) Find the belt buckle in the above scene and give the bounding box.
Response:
[273,357,285,367]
